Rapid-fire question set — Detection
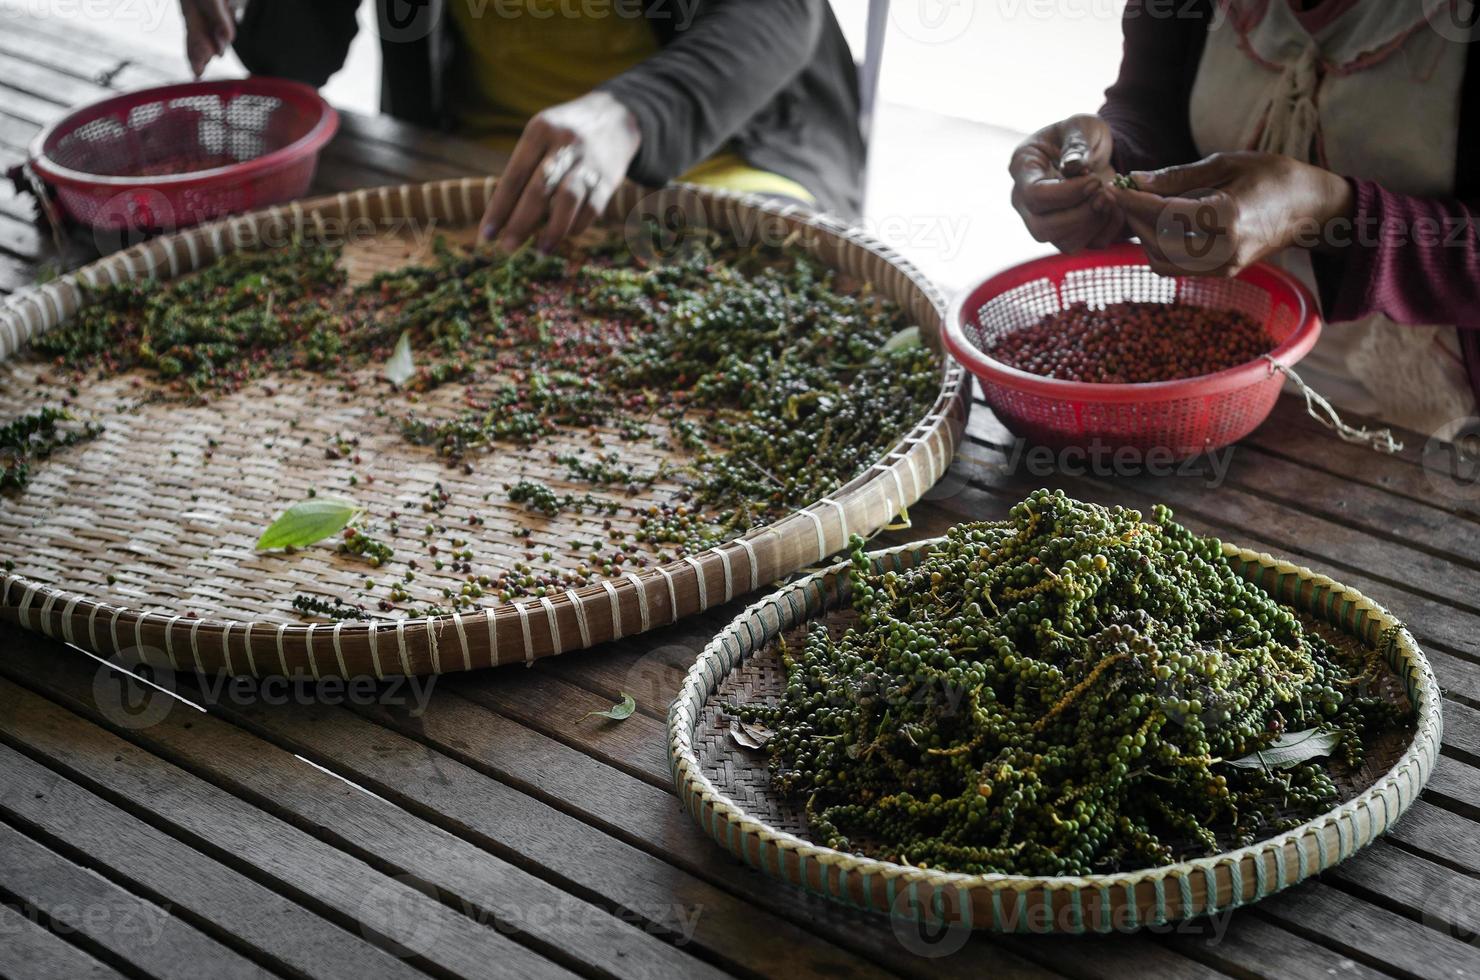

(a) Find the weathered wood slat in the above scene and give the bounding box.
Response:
[0,674,580,980]
[965,399,1480,578]
[0,716,725,980]
[0,110,39,152]
[0,742,429,980]
[356,685,1089,979]
[0,637,901,980]
[0,252,38,293]
[0,821,269,980]
[1224,441,1480,566]
[1165,911,1382,980]
[0,902,127,980]
[334,111,513,180]
[0,86,63,129]
[0,26,172,91]
[1328,840,1480,942]
[0,50,111,109]
[0,10,180,77]
[947,441,1480,650]
[1243,399,1480,520]
[383,677,1340,980]
[1255,879,1479,979]
[446,659,1442,977]
[960,421,1480,615]
[0,211,43,260]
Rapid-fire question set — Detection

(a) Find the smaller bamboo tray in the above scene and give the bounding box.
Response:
[668,538,1442,933]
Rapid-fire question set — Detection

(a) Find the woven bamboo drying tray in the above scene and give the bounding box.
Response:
[0,178,969,677]
[668,537,1442,933]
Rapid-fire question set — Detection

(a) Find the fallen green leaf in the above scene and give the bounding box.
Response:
[585,692,636,722]
[881,326,922,354]
[256,498,361,551]
[384,330,415,387]
[1225,728,1340,770]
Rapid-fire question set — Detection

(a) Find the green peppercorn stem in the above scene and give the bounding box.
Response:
[742,490,1410,875]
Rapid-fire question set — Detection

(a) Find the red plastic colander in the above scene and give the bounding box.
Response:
[944,244,1321,458]
[28,78,338,232]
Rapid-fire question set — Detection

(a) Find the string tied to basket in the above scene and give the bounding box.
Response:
[1261,354,1402,454]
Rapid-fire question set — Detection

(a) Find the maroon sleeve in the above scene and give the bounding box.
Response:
[1098,0,1213,173]
[1316,179,1480,331]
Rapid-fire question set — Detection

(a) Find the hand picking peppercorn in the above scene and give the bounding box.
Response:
[739,490,1410,875]
[988,300,1272,384]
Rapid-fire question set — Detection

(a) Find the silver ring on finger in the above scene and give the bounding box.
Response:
[542,145,578,195]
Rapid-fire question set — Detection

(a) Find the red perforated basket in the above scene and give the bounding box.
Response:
[28,78,338,232]
[944,244,1321,458]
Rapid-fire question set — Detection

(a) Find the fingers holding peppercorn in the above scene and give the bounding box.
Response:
[1108,151,1356,278]
[1009,114,1127,255]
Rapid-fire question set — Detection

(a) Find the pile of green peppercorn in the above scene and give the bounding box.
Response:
[740,490,1408,875]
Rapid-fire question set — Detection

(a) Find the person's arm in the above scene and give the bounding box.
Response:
[480,0,827,251]
[598,0,827,186]
[1008,1,1213,255]
[1098,0,1211,174]
[1315,180,1480,330]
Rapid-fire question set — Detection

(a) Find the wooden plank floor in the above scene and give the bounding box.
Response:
[1,11,1479,979]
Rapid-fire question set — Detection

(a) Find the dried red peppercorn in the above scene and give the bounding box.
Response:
[988,301,1271,384]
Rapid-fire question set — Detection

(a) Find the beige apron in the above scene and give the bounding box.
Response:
[1188,0,1475,439]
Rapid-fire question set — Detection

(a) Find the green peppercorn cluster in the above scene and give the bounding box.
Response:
[337,527,393,567]
[741,490,1409,875]
[34,240,344,396]
[0,408,102,492]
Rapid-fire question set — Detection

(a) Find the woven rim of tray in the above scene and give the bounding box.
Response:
[0,177,969,677]
[667,537,1443,933]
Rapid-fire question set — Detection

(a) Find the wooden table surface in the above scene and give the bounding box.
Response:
[3,12,1480,980]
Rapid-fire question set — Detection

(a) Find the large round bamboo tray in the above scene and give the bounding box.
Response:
[669,537,1442,933]
[0,178,969,677]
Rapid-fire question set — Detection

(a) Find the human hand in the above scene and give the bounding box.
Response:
[479,91,642,253]
[1109,151,1355,277]
[1009,113,1125,254]
[180,0,236,78]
